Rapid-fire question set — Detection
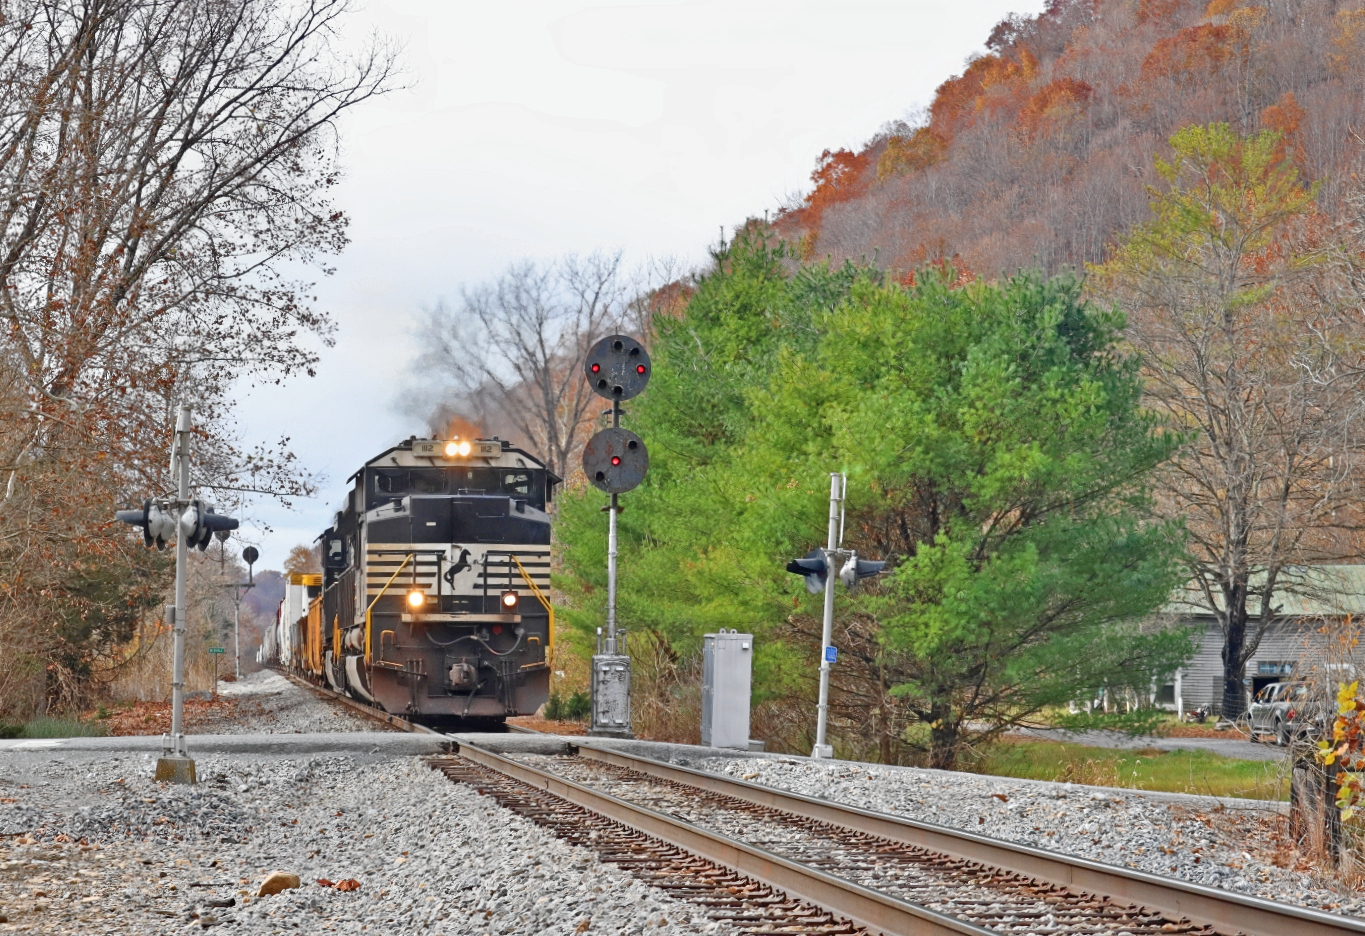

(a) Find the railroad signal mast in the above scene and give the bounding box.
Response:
[113,403,239,784]
[581,335,651,738]
[224,545,258,682]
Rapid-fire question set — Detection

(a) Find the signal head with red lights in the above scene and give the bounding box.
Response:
[584,334,651,402]
[582,427,648,494]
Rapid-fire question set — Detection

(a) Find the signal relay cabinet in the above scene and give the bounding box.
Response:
[701,630,753,749]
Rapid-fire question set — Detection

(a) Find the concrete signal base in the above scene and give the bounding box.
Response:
[155,756,197,784]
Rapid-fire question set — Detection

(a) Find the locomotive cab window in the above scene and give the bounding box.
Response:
[374,469,408,495]
[503,471,533,497]
[375,469,448,496]
[448,466,498,495]
[371,466,548,509]
[411,470,447,494]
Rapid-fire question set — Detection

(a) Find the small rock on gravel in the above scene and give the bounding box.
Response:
[257,869,300,896]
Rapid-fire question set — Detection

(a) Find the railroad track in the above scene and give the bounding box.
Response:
[272,670,1360,936]
[433,742,1365,936]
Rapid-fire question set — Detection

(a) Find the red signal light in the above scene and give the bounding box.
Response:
[611,456,621,466]
[636,364,646,374]
[590,363,600,373]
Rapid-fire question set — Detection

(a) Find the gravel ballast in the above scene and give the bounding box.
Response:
[0,674,729,934]
[204,669,384,734]
[0,749,731,934]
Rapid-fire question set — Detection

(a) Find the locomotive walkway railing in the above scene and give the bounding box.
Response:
[512,554,554,668]
[364,552,414,664]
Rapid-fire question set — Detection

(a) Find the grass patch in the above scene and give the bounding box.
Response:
[968,739,1288,801]
[0,716,108,739]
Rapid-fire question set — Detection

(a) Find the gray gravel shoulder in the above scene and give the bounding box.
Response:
[671,753,1363,919]
[0,674,728,934]
[202,669,381,734]
[0,748,732,934]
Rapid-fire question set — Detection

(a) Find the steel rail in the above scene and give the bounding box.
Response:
[574,743,1363,936]
[452,740,993,936]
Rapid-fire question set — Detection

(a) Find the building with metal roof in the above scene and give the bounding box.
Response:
[1160,565,1365,715]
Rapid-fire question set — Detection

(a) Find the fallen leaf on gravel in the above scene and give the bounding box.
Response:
[334,879,361,892]
[575,917,591,933]
[316,878,335,888]
[992,793,1008,802]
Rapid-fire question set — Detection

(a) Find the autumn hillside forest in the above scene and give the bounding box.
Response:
[783,0,1360,276]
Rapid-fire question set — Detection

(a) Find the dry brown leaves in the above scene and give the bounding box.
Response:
[89,697,240,736]
[316,878,360,891]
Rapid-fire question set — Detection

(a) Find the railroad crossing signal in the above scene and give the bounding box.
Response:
[785,549,885,593]
[110,403,243,783]
[180,499,239,551]
[116,498,238,551]
[115,499,178,550]
[786,549,829,594]
[838,552,886,590]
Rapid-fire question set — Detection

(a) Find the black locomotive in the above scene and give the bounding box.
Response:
[302,435,557,724]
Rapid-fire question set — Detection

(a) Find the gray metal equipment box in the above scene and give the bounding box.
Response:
[701,630,753,749]
[590,654,632,738]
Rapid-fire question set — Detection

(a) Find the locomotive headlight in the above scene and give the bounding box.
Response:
[444,439,473,458]
[406,588,426,608]
[500,589,519,610]
[444,440,459,457]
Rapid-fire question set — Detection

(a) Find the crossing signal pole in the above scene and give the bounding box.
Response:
[786,473,884,759]
[813,473,843,759]
[114,403,239,783]
[581,335,651,738]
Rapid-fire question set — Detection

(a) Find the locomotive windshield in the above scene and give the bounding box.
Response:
[369,467,545,508]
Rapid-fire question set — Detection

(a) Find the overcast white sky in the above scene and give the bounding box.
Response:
[231,0,1044,570]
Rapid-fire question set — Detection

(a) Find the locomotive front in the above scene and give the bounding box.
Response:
[318,436,557,724]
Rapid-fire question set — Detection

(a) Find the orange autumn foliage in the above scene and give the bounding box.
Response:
[877,127,948,180]
[1139,24,1233,83]
[930,51,1038,139]
[1260,91,1305,167]
[786,148,872,233]
[1018,77,1094,140]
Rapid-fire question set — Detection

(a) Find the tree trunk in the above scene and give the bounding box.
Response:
[1220,599,1249,719]
[928,702,956,770]
[877,665,892,764]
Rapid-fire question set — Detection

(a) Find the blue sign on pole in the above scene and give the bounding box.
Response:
[824,646,838,663]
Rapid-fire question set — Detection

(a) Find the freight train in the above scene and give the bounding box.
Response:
[261,435,558,725]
